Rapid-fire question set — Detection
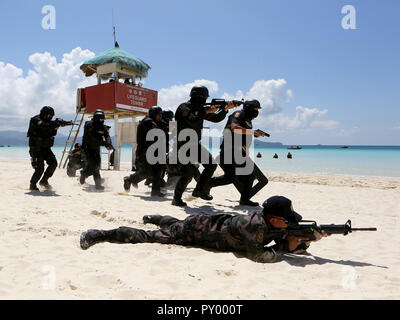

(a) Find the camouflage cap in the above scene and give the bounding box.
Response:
[263,196,302,222]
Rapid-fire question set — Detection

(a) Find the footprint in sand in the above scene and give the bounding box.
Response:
[90,210,108,218]
[216,269,237,277]
[85,274,121,288]
[67,280,78,291]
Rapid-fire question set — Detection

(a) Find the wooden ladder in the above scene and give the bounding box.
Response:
[58,112,86,169]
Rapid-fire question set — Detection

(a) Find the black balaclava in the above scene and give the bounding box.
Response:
[243,100,261,120]
[93,110,106,128]
[148,106,163,121]
[40,106,55,122]
[189,86,209,106]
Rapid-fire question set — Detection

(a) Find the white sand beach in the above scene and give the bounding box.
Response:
[0,157,399,299]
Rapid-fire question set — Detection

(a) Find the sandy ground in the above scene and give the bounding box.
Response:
[0,157,399,299]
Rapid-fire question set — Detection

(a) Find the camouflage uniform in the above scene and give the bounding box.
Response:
[81,211,295,263]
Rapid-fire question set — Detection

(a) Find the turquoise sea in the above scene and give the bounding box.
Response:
[1,145,400,178]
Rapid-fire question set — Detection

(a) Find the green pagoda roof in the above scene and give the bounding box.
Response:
[80,42,151,77]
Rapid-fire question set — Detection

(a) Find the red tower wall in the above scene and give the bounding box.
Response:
[81,82,158,113]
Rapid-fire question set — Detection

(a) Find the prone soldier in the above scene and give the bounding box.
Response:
[79,196,330,262]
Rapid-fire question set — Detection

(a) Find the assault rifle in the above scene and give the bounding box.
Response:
[270,220,377,240]
[50,118,74,128]
[204,98,244,111]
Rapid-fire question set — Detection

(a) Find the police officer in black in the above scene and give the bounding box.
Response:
[143,109,174,187]
[67,143,85,177]
[172,86,236,207]
[80,110,113,190]
[27,106,59,190]
[123,106,166,197]
[208,100,263,206]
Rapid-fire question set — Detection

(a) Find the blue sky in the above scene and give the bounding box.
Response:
[0,0,399,145]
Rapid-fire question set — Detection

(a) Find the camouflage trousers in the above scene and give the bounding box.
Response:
[99,215,226,249]
[100,216,186,246]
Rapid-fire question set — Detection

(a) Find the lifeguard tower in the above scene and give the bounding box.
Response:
[59,41,157,170]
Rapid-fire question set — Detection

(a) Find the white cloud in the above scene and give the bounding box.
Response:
[158,79,219,111]
[0,47,96,130]
[393,125,400,130]
[310,120,340,130]
[258,106,331,132]
[221,79,293,116]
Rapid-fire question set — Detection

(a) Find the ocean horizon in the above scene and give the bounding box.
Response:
[1,145,400,178]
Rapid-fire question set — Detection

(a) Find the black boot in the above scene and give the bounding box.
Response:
[94,177,104,190]
[39,179,52,190]
[95,185,105,191]
[192,189,213,201]
[79,171,86,185]
[30,183,39,191]
[151,190,166,197]
[143,215,163,225]
[123,176,131,191]
[80,229,108,250]
[172,198,187,207]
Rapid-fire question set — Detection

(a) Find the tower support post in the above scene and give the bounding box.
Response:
[114,113,121,170]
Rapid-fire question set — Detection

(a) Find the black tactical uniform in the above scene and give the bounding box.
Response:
[80,110,113,190]
[143,110,174,188]
[173,86,228,206]
[123,106,165,197]
[80,196,307,263]
[27,106,59,190]
[209,100,263,206]
[67,143,85,177]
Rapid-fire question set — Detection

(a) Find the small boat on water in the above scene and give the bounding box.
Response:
[341,146,349,149]
[288,146,302,150]
[256,152,262,158]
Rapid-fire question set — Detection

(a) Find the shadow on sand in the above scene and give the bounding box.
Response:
[82,185,108,193]
[278,253,388,269]
[128,192,174,202]
[182,204,230,216]
[215,202,260,214]
[25,190,60,197]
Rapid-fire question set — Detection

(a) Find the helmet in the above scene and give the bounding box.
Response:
[243,100,261,120]
[93,109,105,121]
[162,110,174,122]
[40,106,55,119]
[190,86,209,100]
[148,106,162,120]
[243,100,261,112]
